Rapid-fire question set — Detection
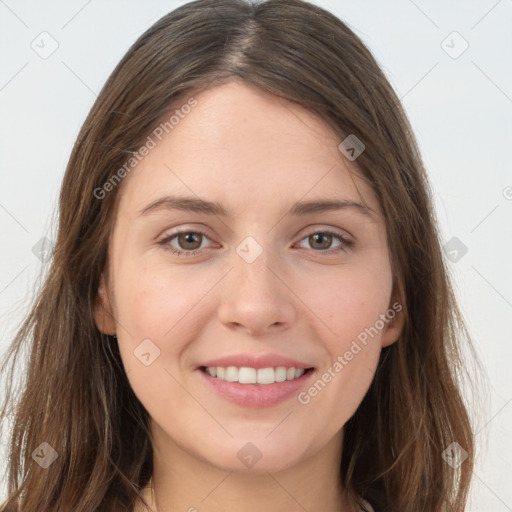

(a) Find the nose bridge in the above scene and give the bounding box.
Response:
[217,235,295,333]
[232,235,280,299]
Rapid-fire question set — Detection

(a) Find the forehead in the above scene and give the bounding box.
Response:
[116,80,380,217]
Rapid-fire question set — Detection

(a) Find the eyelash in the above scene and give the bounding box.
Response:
[158,228,354,257]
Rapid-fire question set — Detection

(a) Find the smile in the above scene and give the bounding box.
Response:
[201,366,313,385]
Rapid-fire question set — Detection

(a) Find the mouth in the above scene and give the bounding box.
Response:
[196,365,316,408]
[199,365,315,385]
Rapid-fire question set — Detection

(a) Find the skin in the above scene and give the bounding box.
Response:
[94,80,404,512]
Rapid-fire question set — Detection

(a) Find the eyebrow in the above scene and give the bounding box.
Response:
[138,195,376,219]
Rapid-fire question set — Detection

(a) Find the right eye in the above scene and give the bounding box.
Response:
[159,229,215,256]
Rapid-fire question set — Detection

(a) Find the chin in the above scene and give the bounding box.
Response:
[197,436,308,474]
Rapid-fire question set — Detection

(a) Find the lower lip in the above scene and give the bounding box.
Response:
[197,368,315,408]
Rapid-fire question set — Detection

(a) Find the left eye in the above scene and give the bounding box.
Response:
[159,229,353,256]
[295,230,353,253]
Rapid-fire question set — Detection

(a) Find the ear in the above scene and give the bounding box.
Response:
[93,274,117,335]
[381,292,405,348]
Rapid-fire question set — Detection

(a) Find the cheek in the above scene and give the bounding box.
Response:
[112,262,213,381]
[299,267,390,415]
[115,262,210,337]
[311,264,392,346]
[112,263,212,414]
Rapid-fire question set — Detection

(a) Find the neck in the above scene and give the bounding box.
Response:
[138,423,359,512]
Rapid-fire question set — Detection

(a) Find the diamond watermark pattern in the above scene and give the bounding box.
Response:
[133,338,161,366]
[32,237,54,262]
[442,441,469,468]
[441,31,469,59]
[236,236,263,264]
[237,442,263,468]
[338,134,365,161]
[31,442,58,469]
[30,31,59,59]
[443,237,468,263]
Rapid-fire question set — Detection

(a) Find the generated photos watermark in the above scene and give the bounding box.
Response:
[298,301,402,405]
[93,97,198,200]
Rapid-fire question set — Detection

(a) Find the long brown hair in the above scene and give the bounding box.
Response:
[0,0,475,510]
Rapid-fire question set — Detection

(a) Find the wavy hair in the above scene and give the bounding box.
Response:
[1,0,475,510]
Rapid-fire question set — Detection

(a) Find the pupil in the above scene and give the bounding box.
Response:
[179,232,201,249]
[312,233,331,249]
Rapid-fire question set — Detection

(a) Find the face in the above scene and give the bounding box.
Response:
[94,80,403,474]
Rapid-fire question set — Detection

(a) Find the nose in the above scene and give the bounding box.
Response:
[217,248,297,336]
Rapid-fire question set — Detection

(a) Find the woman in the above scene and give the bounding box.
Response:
[0,0,475,510]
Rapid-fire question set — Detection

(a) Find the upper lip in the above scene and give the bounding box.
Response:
[198,353,315,370]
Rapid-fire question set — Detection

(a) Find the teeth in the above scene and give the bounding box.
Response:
[239,367,256,384]
[225,366,238,382]
[274,366,287,382]
[204,366,307,385]
[256,367,274,385]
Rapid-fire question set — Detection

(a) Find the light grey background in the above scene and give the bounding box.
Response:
[1,0,511,509]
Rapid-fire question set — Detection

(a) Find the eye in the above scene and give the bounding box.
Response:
[158,229,213,256]
[158,228,353,257]
[295,230,353,253]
